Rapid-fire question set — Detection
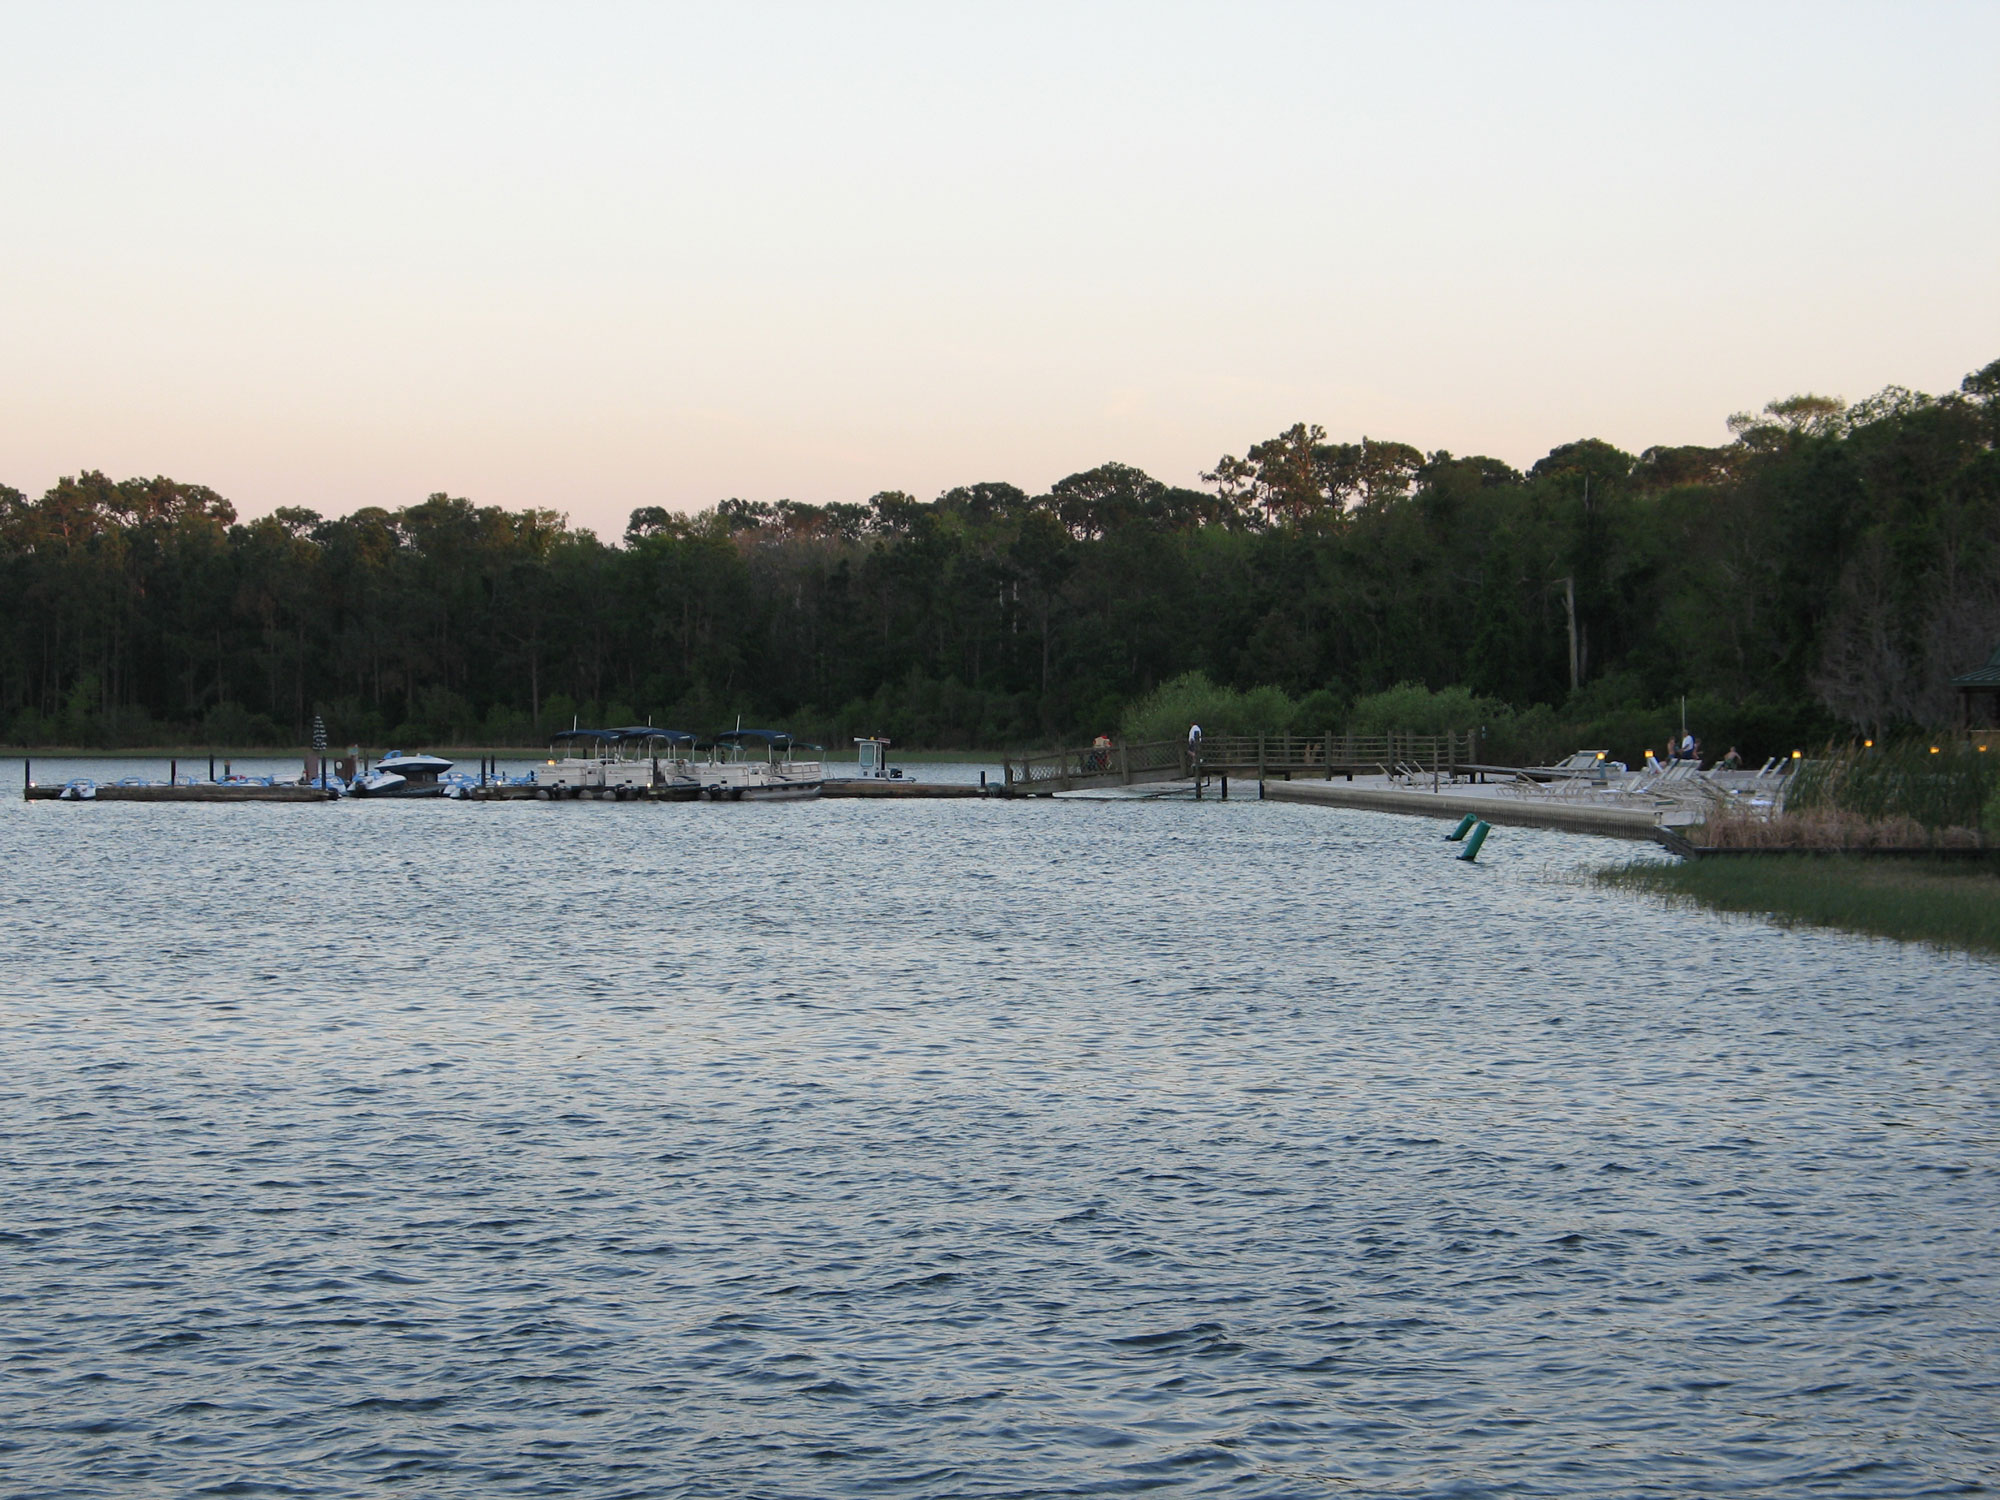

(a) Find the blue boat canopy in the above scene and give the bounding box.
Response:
[714,729,797,746]
[611,727,695,745]
[550,728,616,743]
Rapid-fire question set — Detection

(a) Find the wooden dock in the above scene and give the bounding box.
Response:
[1262,778,1667,840]
[24,783,337,802]
[821,779,990,798]
[458,780,994,800]
[1001,732,1477,796]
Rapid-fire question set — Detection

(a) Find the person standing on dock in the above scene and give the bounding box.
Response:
[1187,722,1203,770]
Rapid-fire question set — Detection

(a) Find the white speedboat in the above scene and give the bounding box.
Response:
[697,730,823,800]
[351,749,453,798]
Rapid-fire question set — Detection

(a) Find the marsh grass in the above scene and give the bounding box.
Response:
[1692,804,1984,850]
[1787,740,1999,831]
[1599,856,2000,956]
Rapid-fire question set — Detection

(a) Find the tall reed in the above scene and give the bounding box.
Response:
[1785,740,1999,834]
[1598,856,2000,955]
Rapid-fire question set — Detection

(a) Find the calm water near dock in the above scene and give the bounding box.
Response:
[3,759,1997,1497]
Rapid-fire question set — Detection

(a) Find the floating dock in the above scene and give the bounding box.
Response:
[1261,778,1671,841]
[451,780,993,800]
[23,783,337,803]
[822,779,990,798]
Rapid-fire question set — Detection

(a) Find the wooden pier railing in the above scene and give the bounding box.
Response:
[1196,731,1477,778]
[1001,730,1478,795]
[1002,738,1191,795]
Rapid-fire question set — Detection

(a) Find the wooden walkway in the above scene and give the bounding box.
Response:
[1000,732,1478,796]
[23,783,336,802]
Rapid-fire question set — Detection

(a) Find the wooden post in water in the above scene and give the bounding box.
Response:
[1119,742,1131,786]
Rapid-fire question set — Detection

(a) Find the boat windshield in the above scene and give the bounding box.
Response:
[548,729,615,760]
[611,729,695,762]
[715,730,796,763]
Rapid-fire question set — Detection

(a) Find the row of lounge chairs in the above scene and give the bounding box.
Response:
[1501,750,1791,813]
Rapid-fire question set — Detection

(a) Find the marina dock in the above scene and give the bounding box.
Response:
[822,779,990,798]
[1001,731,1477,796]
[20,734,1702,840]
[1259,777,1673,840]
[23,783,337,802]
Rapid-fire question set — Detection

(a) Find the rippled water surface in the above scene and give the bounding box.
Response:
[3,760,1997,1497]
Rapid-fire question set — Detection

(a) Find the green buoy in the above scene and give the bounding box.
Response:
[1445,813,1477,841]
[1457,821,1491,861]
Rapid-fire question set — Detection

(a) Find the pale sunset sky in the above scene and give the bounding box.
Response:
[4,1,1996,534]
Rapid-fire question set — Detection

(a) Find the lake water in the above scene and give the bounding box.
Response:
[3,758,1997,1497]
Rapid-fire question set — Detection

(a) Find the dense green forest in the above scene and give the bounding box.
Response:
[5,359,1997,764]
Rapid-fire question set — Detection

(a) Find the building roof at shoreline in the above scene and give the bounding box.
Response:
[1951,641,2000,688]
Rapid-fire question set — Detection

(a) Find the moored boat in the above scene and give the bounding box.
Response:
[697,730,823,800]
[842,736,912,782]
[613,728,702,799]
[351,750,453,798]
[535,729,616,794]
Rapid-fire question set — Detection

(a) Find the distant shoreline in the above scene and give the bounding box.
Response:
[5,745,1008,763]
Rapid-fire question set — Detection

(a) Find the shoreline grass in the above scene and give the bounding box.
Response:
[1599,856,2000,957]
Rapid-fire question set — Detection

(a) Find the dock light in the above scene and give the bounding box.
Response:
[1931,746,1940,755]
[1864,739,1874,748]
[1792,750,1802,759]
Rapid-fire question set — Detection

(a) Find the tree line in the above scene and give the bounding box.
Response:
[4,358,1996,764]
